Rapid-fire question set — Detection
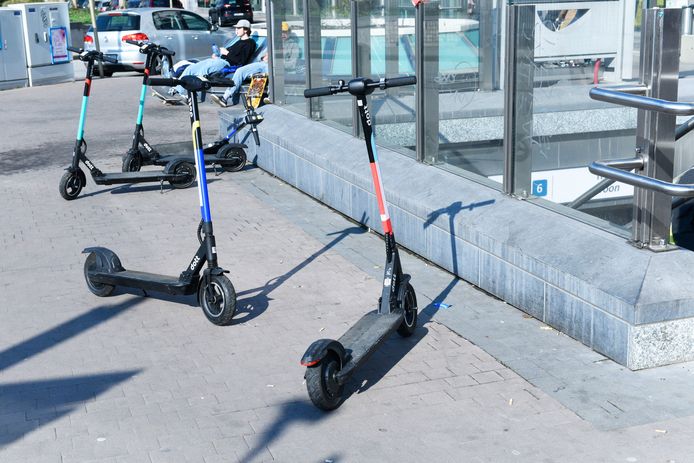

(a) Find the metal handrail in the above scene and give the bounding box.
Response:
[589,157,694,197]
[590,87,694,116]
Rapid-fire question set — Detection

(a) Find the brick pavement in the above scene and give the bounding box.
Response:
[0,78,694,462]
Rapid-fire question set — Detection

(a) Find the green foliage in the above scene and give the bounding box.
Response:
[69,8,93,24]
[1,0,42,6]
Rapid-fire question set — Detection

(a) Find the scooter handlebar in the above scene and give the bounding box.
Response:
[384,76,417,88]
[148,77,177,87]
[148,76,233,91]
[304,86,338,98]
[304,75,416,98]
[67,46,118,63]
[126,40,176,57]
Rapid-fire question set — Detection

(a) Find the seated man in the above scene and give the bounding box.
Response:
[210,52,268,107]
[170,19,256,97]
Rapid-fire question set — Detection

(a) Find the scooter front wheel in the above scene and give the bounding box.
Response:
[198,274,236,325]
[168,161,196,189]
[59,168,87,200]
[122,152,142,172]
[218,145,247,172]
[84,252,115,297]
[305,353,344,411]
[396,282,418,337]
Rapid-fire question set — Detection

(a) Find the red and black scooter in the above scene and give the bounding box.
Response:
[300,76,418,410]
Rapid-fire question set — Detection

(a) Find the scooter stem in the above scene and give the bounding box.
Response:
[76,59,95,142]
[356,94,393,236]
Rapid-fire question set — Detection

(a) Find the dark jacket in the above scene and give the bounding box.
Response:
[223,39,256,67]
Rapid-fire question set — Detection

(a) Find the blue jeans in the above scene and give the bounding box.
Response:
[174,57,229,96]
[222,61,268,105]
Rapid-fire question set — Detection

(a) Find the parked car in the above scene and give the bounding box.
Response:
[96,0,113,11]
[83,8,234,76]
[138,0,184,8]
[209,0,253,27]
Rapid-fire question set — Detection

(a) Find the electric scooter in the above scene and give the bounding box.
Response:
[83,75,238,326]
[122,41,263,174]
[300,76,418,410]
[58,47,196,201]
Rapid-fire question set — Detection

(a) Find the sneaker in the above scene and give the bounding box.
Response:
[167,87,178,97]
[211,94,228,108]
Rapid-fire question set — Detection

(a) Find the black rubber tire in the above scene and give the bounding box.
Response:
[59,168,86,200]
[305,353,343,411]
[218,145,247,172]
[198,274,236,325]
[101,70,114,77]
[168,161,196,189]
[396,282,418,337]
[84,252,115,297]
[122,152,142,172]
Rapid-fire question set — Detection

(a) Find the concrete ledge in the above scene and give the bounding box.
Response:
[221,105,694,370]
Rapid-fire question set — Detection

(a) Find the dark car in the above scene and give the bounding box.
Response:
[138,0,183,8]
[209,0,253,27]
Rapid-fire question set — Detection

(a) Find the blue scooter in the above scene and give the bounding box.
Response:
[83,75,238,326]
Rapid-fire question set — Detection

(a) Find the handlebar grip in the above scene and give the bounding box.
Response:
[67,46,82,53]
[100,54,118,64]
[304,86,334,98]
[206,78,234,88]
[385,76,416,88]
[159,46,175,57]
[148,77,178,86]
[125,39,141,46]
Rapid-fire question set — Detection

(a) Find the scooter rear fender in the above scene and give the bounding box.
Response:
[301,339,346,368]
[82,247,125,273]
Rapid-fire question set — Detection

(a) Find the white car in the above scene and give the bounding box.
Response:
[83,8,235,76]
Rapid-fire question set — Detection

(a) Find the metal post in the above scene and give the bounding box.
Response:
[415,0,439,164]
[502,3,534,197]
[632,8,681,250]
[267,0,280,104]
[305,0,323,119]
[479,0,500,91]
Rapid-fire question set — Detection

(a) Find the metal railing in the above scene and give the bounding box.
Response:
[586,7,683,251]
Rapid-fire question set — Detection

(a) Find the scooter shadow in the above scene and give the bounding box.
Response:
[109,177,222,195]
[110,287,199,308]
[337,283,457,404]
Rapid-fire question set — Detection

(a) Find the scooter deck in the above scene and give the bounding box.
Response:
[336,309,403,383]
[92,171,182,185]
[89,269,197,295]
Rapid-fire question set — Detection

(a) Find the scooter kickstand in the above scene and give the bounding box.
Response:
[160,179,164,193]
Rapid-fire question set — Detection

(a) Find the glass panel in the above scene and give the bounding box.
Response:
[509,1,639,234]
[429,1,505,184]
[269,0,307,116]
[308,0,353,131]
[352,0,416,157]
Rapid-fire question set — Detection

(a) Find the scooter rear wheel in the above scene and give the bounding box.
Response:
[122,152,142,172]
[218,145,247,172]
[198,274,236,325]
[305,352,343,411]
[168,161,196,189]
[84,252,115,297]
[396,282,418,337]
[59,168,86,200]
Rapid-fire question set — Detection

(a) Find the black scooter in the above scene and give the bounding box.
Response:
[83,75,238,326]
[59,47,196,201]
[300,76,418,410]
[122,42,262,174]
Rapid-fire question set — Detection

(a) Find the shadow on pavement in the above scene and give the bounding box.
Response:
[0,298,144,372]
[0,370,140,446]
[233,216,369,325]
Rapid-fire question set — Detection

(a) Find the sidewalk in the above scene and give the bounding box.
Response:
[0,76,693,462]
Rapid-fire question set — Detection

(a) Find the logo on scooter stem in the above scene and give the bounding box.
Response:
[190,255,200,271]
